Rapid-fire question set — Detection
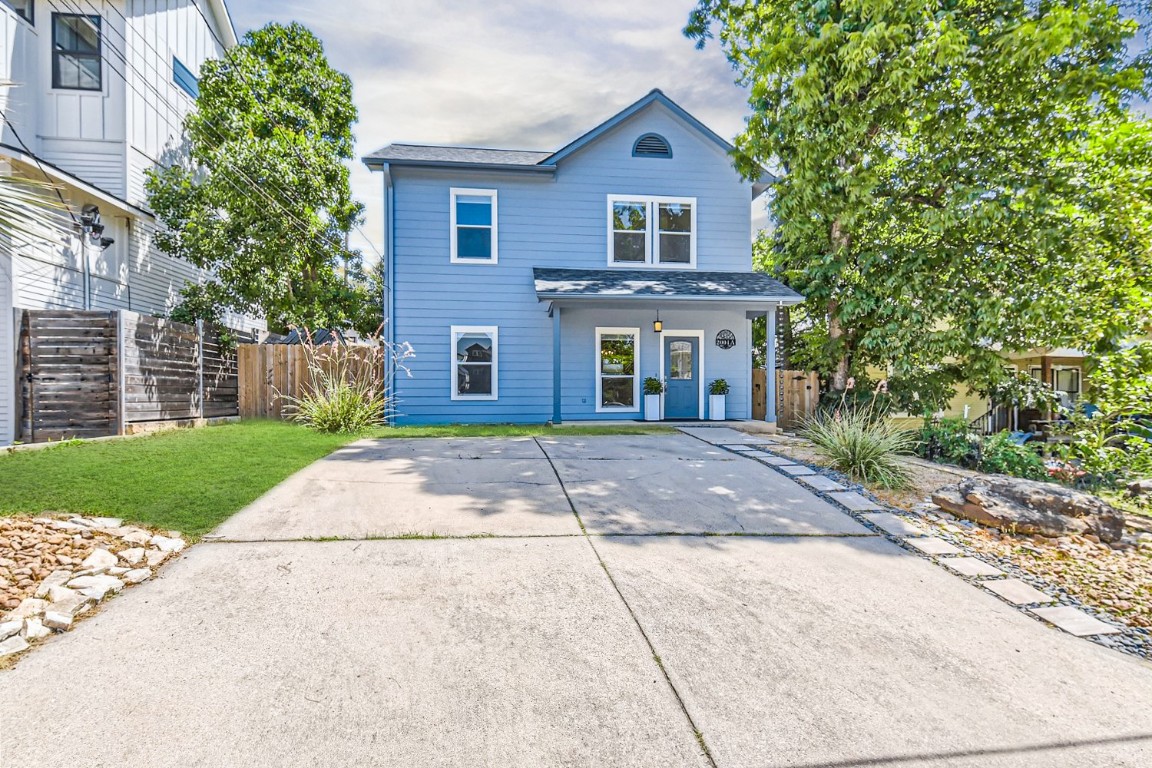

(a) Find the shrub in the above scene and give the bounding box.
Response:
[977,432,1048,480]
[800,406,917,489]
[917,417,978,466]
[643,377,665,395]
[709,378,730,396]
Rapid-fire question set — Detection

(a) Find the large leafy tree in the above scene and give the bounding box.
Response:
[688,1,1152,412]
[147,22,369,331]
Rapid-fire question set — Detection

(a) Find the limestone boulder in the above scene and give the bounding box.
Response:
[933,476,1126,543]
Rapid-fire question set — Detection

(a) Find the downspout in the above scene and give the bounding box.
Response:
[386,166,397,425]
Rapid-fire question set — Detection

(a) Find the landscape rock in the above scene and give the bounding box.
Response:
[119,547,145,566]
[933,476,1126,542]
[21,617,51,640]
[120,530,152,546]
[67,575,124,600]
[42,608,74,630]
[145,549,169,567]
[0,619,23,640]
[0,634,29,657]
[34,570,75,599]
[79,548,119,574]
[122,568,151,585]
[1129,479,1152,496]
[5,598,48,621]
[149,535,185,553]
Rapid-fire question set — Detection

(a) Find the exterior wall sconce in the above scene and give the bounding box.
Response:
[653,311,662,333]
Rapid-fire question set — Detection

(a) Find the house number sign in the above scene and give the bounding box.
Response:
[715,330,736,349]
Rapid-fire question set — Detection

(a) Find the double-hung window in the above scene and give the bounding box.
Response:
[452,326,498,400]
[450,188,497,263]
[52,13,102,91]
[608,195,696,268]
[6,1,33,24]
[596,327,639,412]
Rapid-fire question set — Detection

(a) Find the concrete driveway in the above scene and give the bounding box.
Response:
[3,432,1152,767]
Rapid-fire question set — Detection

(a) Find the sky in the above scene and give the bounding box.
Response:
[226,0,753,260]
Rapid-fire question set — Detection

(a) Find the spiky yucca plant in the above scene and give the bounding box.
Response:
[800,390,916,489]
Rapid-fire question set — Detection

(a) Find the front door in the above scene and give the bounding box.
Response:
[664,336,699,419]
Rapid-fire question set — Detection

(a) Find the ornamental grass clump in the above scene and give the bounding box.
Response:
[280,329,412,433]
[800,385,916,489]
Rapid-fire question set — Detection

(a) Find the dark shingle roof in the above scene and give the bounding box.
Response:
[363,144,553,167]
[533,268,804,303]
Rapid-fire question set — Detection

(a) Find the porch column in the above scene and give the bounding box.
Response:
[765,306,777,428]
[552,304,562,424]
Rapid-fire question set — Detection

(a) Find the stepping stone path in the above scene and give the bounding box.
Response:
[827,492,884,511]
[942,557,1005,578]
[756,455,795,466]
[798,475,846,492]
[778,465,816,476]
[1031,606,1122,637]
[983,578,1057,606]
[905,537,963,556]
[863,513,924,538]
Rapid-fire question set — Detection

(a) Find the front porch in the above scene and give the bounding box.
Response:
[534,267,804,429]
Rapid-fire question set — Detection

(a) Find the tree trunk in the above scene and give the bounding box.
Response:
[828,217,851,391]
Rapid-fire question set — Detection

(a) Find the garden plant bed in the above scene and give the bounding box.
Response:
[753,435,1152,657]
[0,514,186,667]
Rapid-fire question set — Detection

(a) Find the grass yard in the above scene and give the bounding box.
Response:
[0,420,671,538]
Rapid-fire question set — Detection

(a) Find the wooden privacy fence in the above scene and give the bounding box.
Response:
[237,343,383,420]
[752,368,820,430]
[18,310,251,443]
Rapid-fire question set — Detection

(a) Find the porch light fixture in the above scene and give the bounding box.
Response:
[653,311,663,334]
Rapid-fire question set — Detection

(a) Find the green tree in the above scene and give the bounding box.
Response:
[147,22,368,331]
[688,1,1152,411]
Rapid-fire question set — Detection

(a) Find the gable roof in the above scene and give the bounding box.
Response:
[362,89,775,190]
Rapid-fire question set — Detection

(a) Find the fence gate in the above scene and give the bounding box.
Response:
[20,310,120,442]
[752,368,820,430]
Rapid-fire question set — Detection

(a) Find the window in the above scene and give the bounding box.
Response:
[450,188,497,263]
[5,1,33,24]
[632,133,672,158]
[607,195,696,268]
[451,326,497,400]
[596,327,639,412]
[1052,368,1081,398]
[173,57,199,99]
[52,14,101,91]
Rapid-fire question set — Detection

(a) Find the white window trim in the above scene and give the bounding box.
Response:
[595,326,640,414]
[1050,365,1082,396]
[657,330,705,420]
[451,325,498,401]
[606,194,697,269]
[450,188,498,264]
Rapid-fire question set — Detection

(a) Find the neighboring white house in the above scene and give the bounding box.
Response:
[0,0,264,444]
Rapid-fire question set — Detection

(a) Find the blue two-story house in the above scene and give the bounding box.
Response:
[363,90,803,427]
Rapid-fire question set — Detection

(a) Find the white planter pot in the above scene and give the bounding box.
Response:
[644,394,662,421]
[709,394,726,421]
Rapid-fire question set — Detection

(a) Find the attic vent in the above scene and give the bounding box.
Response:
[632,133,672,158]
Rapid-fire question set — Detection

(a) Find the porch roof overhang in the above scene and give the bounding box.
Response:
[534,267,804,316]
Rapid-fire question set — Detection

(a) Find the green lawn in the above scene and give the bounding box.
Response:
[0,420,671,538]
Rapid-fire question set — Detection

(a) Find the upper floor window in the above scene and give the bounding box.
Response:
[607,195,696,268]
[173,57,199,99]
[52,14,102,91]
[450,188,497,264]
[5,1,33,24]
[632,133,672,158]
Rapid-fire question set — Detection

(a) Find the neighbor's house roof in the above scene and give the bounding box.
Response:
[533,268,804,304]
[363,89,775,192]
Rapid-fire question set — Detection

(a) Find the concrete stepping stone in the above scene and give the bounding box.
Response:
[983,578,1056,606]
[942,557,1005,578]
[1030,606,1121,636]
[864,512,924,537]
[757,455,795,466]
[827,492,883,511]
[798,475,846,493]
[779,464,815,476]
[905,537,962,556]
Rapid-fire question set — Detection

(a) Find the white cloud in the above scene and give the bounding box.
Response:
[228,0,752,257]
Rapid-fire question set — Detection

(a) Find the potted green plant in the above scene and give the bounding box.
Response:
[709,379,729,421]
[643,377,665,421]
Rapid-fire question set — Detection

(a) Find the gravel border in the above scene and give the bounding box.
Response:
[720,443,1152,660]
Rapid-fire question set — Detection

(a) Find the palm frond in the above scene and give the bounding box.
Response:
[0,175,72,246]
